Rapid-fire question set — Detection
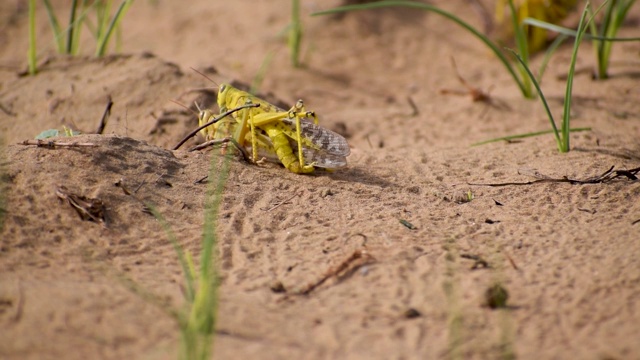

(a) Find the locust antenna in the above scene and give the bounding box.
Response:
[170,99,198,116]
[190,67,219,87]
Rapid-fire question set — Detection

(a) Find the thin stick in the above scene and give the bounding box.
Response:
[298,249,374,295]
[469,165,640,186]
[172,103,260,151]
[189,137,253,164]
[95,95,113,134]
[262,191,302,212]
[20,140,98,147]
[503,250,519,271]
[194,175,208,184]
[407,96,419,116]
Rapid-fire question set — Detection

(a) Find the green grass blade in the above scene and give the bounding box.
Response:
[508,0,532,95]
[66,0,78,54]
[586,5,601,77]
[312,0,531,98]
[599,0,616,41]
[43,1,98,56]
[507,48,562,150]
[70,0,91,55]
[95,0,111,42]
[115,21,124,52]
[508,0,527,60]
[95,0,133,57]
[96,0,106,40]
[524,0,639,78]
[600,0,636,78]
[289,0,302,67]
[587,3,607,79]
[600,2,616,74]
[523,17,640,42]
[524,0,640,79]
[472,127,591,146]
[28,0,37,75]
[179,140,234,360]
[561,2,594,151]
[191,169,227,358]
[147,205,196,303]
[42,0,65,53]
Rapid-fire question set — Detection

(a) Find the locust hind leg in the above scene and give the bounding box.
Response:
[250,100,318,171]
[260,123,314,174]
[231,99,260,164]
[290,100,318,170]
[250,110,308,172]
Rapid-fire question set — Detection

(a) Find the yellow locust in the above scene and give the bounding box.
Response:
[197,83,350,174]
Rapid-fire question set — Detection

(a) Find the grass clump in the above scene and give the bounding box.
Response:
[474,1,596,152]
[589,0,636,79]
[166,154,229,360]
[142,144,232,359]
[524,0,638,79]
[27,0,134,75]
[174,153,230,359]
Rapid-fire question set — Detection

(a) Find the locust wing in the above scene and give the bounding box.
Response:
[283,117,351,169]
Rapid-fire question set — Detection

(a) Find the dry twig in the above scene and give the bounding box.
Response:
[95,95,113,135]
[469,165,640,187]
[297,249,375,295]
[20,140,98,148]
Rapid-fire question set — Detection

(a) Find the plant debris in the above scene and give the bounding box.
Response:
[261,191,303,212]
[460,253,490,269]
[95,95,113,135]
[485,283,509,309]
[296,249,375,295]
[399,219,417,230]
[469,165,640,187]
[20,139,98,148]
[403,308,422,319]
[55,186,106,226]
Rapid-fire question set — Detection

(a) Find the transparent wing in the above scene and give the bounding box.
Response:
[280,117,351,157]
[249,127,348,169]
[295,142,348,169]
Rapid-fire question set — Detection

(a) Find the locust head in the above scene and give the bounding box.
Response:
[217,83,231,112]
[195,102,217,140]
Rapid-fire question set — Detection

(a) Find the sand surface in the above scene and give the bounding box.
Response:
[1,1,640,359]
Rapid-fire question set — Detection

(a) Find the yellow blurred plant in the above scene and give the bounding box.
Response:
[495,0,578,52]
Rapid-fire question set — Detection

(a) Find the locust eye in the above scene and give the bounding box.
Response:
[220,84,226,92]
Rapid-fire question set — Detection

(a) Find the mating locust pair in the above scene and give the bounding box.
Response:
[177,80,350,174]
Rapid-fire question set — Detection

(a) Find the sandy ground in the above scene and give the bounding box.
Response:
[1,1,640,359]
